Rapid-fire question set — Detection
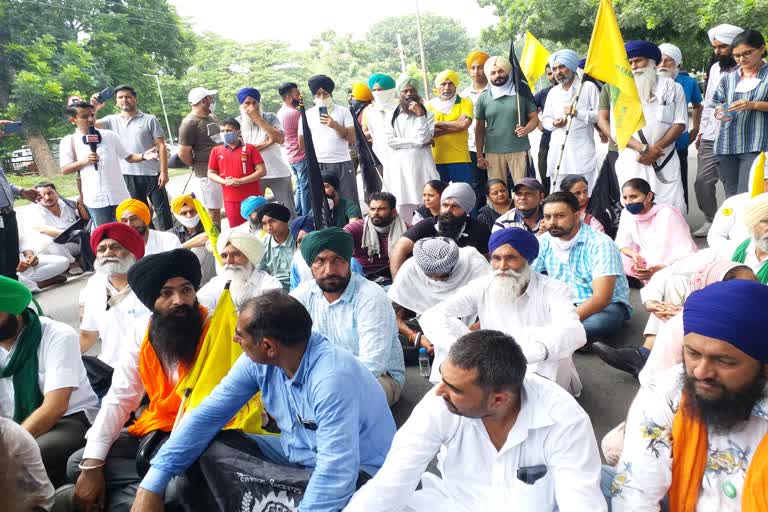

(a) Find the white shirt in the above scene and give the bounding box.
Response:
[0,317,98,421]
[59,129,131,208]
[80,273,150,367]
[238,112,292,178]
[298,104,353,163]
[364,102,397,170]
[701,62,737,141]
[144,229,182,255]
[0,417,54,511]
[197,269,282,311]
[460,83,489,152]
[707,192,751,250]
[420,272,587,395]
[613,365,768,512]
[383,109,438,206]
[28,199,78,231]
[345,373,606,512]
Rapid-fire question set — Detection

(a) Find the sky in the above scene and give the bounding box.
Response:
[169,0,500,48]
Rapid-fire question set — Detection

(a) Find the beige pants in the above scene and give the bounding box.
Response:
[486,151,527,185]
[377,373,402,407]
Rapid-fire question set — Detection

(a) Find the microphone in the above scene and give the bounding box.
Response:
[82,126,102,170]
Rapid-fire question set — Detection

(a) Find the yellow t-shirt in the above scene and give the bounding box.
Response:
[428,96,474,164]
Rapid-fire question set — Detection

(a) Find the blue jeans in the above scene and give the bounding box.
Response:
[436,162,474,185]
[291,159,311,216]
[86,205,117,227]
[601,465,615,512]
[582,302,628,340]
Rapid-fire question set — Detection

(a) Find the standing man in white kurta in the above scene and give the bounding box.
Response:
[541,49,600,193]
[613,41,687,213]
[364,73,399,173]
[420,228,587,396]
[383,75,439,222]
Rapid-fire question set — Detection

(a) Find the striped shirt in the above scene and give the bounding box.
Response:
[492,207,543,233]
[712,62,768,155]
[532,223,631,312]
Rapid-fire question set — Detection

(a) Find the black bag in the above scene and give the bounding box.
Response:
[136,430,171,477]
[82,355,114,400]
[588,152,623,239]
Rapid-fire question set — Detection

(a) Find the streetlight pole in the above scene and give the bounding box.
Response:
[415,0,430,100]
[143,73,174,147]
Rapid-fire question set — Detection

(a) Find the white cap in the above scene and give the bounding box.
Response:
[188,87,217,105]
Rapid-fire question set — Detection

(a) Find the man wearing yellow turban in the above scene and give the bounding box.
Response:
[116,198,181,255]
[462,51,491,208]
[427,69,475,186]
[168,194,216,286]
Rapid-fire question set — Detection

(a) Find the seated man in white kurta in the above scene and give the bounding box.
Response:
[345,330,605,512]
[420,227,587,395]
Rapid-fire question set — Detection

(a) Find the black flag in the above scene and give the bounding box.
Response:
[297,96,332,228]
[508,37,535,103]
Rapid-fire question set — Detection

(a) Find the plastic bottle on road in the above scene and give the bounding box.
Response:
[418,348,431,380]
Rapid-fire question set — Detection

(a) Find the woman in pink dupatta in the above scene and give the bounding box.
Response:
[615,178,698,283]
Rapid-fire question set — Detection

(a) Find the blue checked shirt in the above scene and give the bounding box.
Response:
[532,223,631,314]
[291,273,406,387]
[712,62,768,155]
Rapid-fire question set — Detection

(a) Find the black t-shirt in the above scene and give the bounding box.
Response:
[534,85,553,146]
[403,216,491,254]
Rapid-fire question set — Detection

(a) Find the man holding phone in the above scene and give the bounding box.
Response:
[0,120,40,279]
[298,75,359,204]
[92,85,173,230]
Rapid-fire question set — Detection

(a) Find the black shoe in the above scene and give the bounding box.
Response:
[592,342,650,378]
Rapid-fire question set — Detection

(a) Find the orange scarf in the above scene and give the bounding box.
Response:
[670,392,768,511]
[128,305,209,438]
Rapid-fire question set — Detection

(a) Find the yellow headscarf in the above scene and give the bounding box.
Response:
[171,194,196,215]
[465,51,490,72]
[351,81,373,102]
[116,198,151,225]
[434,70,460,88]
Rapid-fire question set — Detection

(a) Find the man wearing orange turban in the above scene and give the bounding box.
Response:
[462,50,491,209]
[116,198,181,255]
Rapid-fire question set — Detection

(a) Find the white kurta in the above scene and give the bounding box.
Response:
[541,77,600,192]
[706,192,751,250]
[614,77,688,213]
[144,229,182,255]
[197,269,282,311]
[384,109,439,207]
[420,272,587,395]
[365,102,397,172]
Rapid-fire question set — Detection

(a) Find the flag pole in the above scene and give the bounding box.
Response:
[553,77,586,187]
[509,35,522,127]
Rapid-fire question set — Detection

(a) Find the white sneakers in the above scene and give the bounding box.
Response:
[692,221,712,238]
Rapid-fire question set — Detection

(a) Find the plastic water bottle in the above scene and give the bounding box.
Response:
[418,348,431,380]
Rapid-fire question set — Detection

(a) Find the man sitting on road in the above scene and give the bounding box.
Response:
[254,202,296,290]
[492,178,547,234]
[116,198,181,255]
[169,194,216,286]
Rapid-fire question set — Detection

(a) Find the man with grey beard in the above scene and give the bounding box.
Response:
[236,87,296,217]
[196,230,282,311]
[726,192,768,283]
[79,222,150,368]
[600,41,688,213]
[421,227,587,396]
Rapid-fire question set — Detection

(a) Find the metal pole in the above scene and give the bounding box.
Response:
[144,73,174,146]
[414,0,430,100]
[396,33,407,74]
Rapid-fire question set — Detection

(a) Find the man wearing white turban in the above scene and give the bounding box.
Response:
[658,43,704,210]
[196,230,282,310]
[692,23,743,237]
[728,192,768,282]
[540,49,600,192]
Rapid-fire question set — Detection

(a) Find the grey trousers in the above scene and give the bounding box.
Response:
[260,176,296,219]
[320,160,360,204]
[38,411,90,488]
[717,151,760,198]
[694,139,720,222]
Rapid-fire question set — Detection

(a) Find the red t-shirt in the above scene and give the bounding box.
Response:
[207,143,264,202]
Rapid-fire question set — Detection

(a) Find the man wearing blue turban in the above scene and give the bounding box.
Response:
[541,48,601,192]
[420,227,587,395]
[607,40,688,214]
[236,87,297,218]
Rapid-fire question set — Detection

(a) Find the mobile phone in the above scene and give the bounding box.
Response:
[96,87,115,104]
[2,122,22,135]
[318,106,328,117]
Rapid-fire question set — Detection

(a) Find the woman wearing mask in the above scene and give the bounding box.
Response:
[412,180,447,224]
[615,178,697,284]
[713,29,768,196]
[477,179,513,229]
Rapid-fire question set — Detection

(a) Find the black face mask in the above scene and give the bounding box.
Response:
[149,303,203,369]
[0,314,19,340]
[518,207,539,219]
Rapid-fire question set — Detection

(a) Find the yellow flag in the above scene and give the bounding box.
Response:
[748,152,766,197]
[584,0,645,149]
[520,31,551,91]
[177,288,268,434]
[191,194,222,266]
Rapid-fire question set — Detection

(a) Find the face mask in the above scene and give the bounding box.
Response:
[519,207,538,218]
[222,131,239,145]
[314,97,333,108]
[625,202,645,215]
[208,99,217,113]
[372,89,397,106]
[174,213,200,229]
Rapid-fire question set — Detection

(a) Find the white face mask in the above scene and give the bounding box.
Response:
[372,89,397,106]
[174,213,200,229]
[209,99,217,113]
[314,96,333,109]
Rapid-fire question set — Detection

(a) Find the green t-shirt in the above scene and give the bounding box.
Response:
[599,85,618,152]
[475,91,536,154]
[331,198,362,227]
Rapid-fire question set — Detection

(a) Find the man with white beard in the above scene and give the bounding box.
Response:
[79,223,150,369]
[196,230,282,311]
[598,41,688,213]
[236,88,296,217]
[420,228,587,395]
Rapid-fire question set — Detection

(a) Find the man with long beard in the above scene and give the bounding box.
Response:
[421,228,586,395]
[291,227,405,405]
[727,192,768,283]
[79,222,149,369]
[598,41,688,213]
[69,249,208,510]
[197,230,282,311]
[116,198,181,255]
[236,87,296,217]
[610,280,768,511]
